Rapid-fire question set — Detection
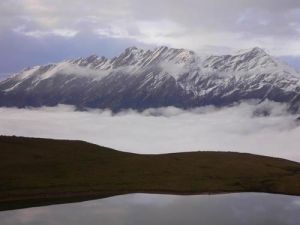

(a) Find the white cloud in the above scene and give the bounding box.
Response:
[0,101,299,162]
[94,26,134,39]
[13,26,78,38]
[51,29,79,38]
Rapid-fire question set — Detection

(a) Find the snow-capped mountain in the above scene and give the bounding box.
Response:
[0,46,300,112]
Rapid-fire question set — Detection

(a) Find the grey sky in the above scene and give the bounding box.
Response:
[1,0,300,74]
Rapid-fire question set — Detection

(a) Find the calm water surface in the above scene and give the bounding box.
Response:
[0,193,299,225]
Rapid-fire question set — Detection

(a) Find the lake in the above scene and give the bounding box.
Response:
[0,193,299,225]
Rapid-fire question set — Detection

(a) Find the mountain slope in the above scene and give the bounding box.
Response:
[0,135,300,211]
[1,46,300,112]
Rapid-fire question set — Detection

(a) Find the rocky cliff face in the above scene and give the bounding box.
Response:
[1,46,300,112]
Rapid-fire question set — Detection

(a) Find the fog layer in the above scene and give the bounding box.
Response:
[0,101,299,162]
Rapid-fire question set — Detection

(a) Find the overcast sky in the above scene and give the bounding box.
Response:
[1,0,300,75]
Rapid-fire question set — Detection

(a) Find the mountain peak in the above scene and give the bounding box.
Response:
[158,45,169,50]
[124,46,138,52]
[237,47,268,57]
[120,46,145,58]
[85,54,99,62]
[154,46,169,52]
[248,47,268,55]
[2,45,300,113]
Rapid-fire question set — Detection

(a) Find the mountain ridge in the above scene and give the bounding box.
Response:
[1,46,300,112]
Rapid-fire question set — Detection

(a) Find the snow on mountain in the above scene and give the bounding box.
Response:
[0,46,300,112]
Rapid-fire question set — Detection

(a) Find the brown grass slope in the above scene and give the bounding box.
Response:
[0,135,300,211]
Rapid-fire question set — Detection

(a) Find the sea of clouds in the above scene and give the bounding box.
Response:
[0,100,299,162]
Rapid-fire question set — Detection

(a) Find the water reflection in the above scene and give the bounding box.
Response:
[0,193,299,225]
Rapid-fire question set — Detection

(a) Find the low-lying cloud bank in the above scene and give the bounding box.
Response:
[0,101,299,162]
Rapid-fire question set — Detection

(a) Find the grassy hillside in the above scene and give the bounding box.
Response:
[0,135,300,211]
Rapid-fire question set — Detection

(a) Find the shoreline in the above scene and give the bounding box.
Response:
[1,135,300,211]
[2,189,299,212]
